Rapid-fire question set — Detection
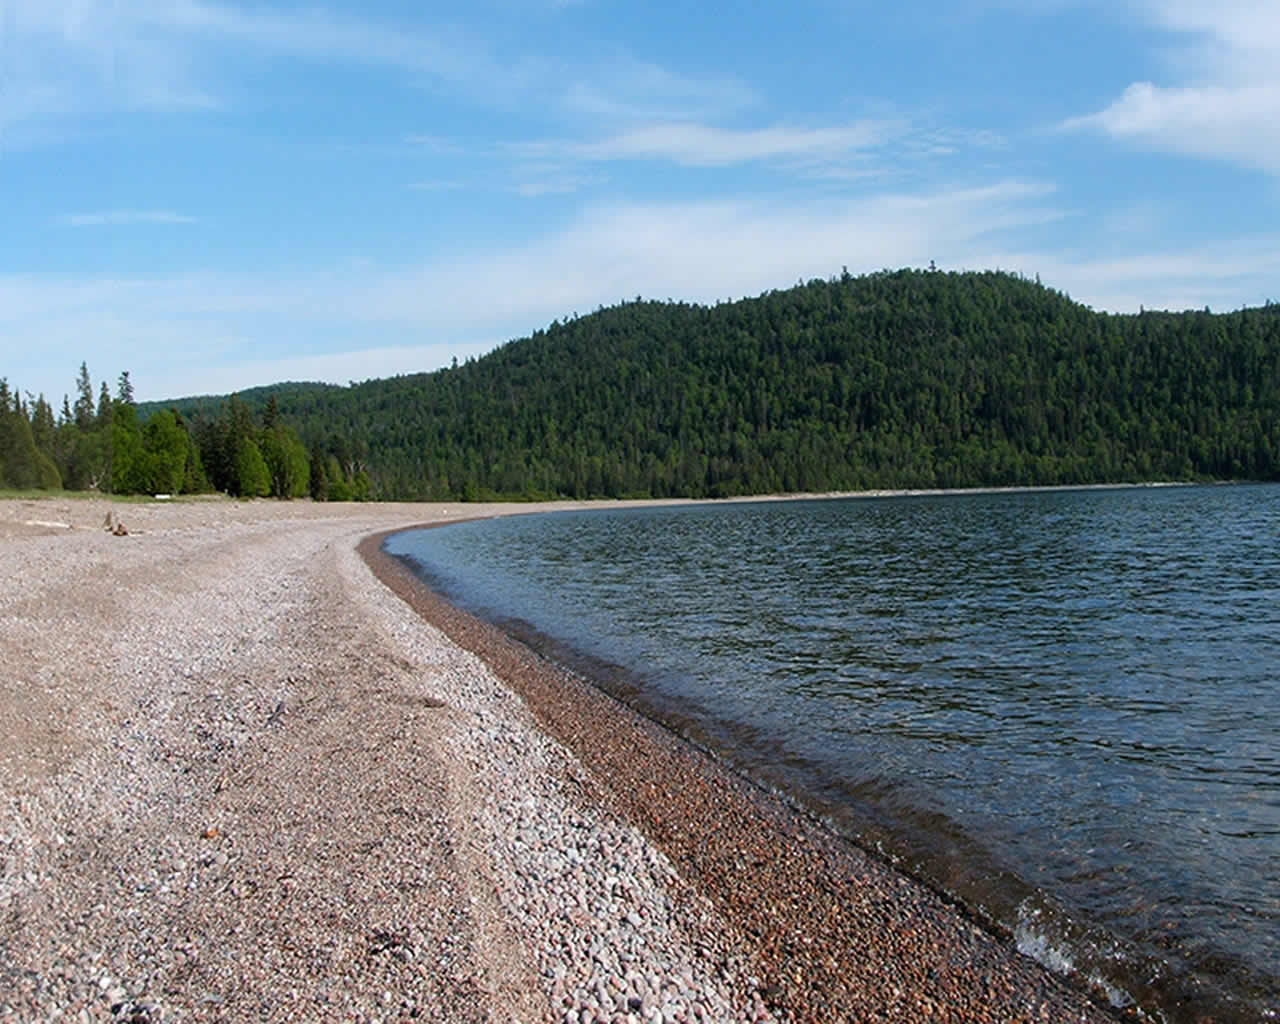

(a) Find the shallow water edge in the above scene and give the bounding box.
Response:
[362,527,1139,1022]
[376,486,1279,1024]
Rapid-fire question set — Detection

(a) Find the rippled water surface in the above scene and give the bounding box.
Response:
[386,485,1280,1022]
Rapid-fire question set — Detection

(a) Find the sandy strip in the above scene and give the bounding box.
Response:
[0,496,1117,1023]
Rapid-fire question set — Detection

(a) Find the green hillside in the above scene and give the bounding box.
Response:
[7,268,1280,499]
[184,268,1280,499]
[135,381,343,424]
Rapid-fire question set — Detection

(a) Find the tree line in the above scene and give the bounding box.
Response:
[0,366,319,498]
[6,268,1280,500]
[0,367,202,495]
[167,268,1280,499]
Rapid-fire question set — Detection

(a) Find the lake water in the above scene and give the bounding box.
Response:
[385,485,1280,1023]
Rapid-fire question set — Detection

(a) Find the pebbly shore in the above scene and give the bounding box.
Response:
[1,496,1119,1023]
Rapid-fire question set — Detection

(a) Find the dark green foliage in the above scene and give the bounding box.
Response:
[160,269,1280,500]
[181,421,210,494]
[73,363,95,430]
[0,389,62,491]
[259,426,309,498]
[140,410,191,494]
[110,400,143,494]
[135,381,343,423]
[96,382,113,429]
[233,437,271,498]
[308,447,330,501]
[30,395,56,455]
[12,270,1280,500]
[261,395,280,431]
[185,393,309,497]
[0,379,46,489]
[62,425,109,491]
[0,365,208,496]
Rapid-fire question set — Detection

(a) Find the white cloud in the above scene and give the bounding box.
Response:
[0,1,511,134]
[57,210,198,227]
[1067,1,1280,171]
[1150,0,1280,69]
[0,0,755,142]
[140,341,503,402]
[559,57,755,122]
[11,181,1279,404]
[151,1,476,79]
[417,118,896,192]
[1,182,1066,401]
[511,173,606,197]
[1066,81,1280,172]
[514,119,902,168]
[1014,234,1280,312]
[0,0,222,129]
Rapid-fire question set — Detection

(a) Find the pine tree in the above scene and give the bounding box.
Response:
[110,400,144,494]
[0,379,46,489]
[73,363,95,430]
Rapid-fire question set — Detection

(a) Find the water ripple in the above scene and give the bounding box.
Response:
[387,484,1280,1022]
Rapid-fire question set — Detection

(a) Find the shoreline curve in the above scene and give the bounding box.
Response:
[360,522,1122,1023]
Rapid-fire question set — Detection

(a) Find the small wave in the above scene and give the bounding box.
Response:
[1015,899,1140,1014]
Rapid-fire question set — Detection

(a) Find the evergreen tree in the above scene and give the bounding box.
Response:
[110,400,144,494]
[309,446,330,501]
[73,363,95,430]
[17,270,1280,499]
[140,410,190,494]
[96,380,113,427]
[0,379,52,489]
[30,395,56,454]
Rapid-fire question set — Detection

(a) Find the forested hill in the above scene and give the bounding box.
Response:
[149,268,1273,501]
[123,268,1280,500]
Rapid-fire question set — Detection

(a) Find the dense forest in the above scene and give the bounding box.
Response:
[0,367,310,499]
[4,269,1279,499]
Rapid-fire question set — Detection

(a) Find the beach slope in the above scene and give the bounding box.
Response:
[0,497,1114,1023]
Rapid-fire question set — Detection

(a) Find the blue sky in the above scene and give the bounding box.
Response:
[3,0,1279,403]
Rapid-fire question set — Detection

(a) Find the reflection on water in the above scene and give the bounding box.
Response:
[386,484,1280,1022]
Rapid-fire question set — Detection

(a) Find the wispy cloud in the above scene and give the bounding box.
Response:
[511,173,607,197]
[1,1,755,143]
[151,1,478,79]
[559,57,755,121]
[512,119,902,168]
[10,179,1280,403]
[1,181,1063,397]
[1065,1,1280,171]
[0,1,511,133]
[406,117,907,196]
[1006,233,1280,312]
[404,134,470,155]
[57,210,198,227]
[140,341,504,401]
[406,179,470,193]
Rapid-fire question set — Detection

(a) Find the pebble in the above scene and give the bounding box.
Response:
[0,502,1119,1024]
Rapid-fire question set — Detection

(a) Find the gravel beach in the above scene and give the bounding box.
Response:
[1,496,1118,1023]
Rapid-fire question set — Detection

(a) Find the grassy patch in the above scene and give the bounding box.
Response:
[0,488,222,504]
